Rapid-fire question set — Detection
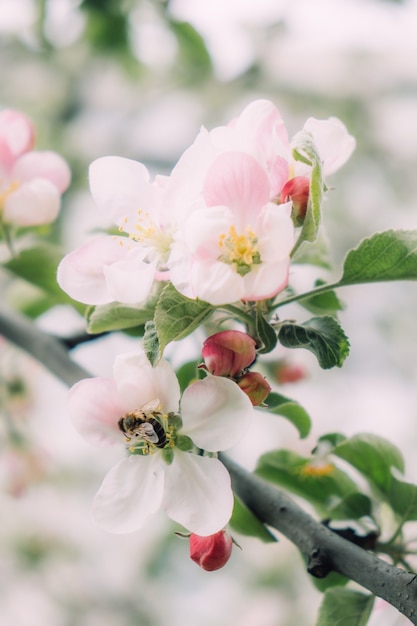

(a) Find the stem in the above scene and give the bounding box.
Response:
[220,454,417,625]
[272,281,342,309]
[220,304,256,330]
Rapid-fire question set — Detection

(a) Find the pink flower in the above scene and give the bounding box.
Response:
[202,330,257,378]
[169,151,295,305]
[0,109,71,226]
[189,529,233,571]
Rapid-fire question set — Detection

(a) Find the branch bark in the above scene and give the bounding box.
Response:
[2,308,417,623]
[220,453,417,624]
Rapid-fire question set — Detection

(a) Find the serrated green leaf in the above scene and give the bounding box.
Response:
[255,449,358,513]
[153,283,214,356]
[229,495,277,543]
[333,434,404,493]
[340,230,417,286]
[261,391,311,438]
[255,309,277,354]
[278,316,350,369]
[315,588,374,626]
[291,130,324,255]
[86,301,155,334]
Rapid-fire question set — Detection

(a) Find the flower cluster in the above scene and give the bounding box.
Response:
[0,109,71,227]
[58,99,354,307]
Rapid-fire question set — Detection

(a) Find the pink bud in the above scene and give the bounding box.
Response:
[202,330,256,378]
[0,109,35,169]
[237,371,271,406]
[189,529,233,571]
[275,361,307,384]
[281,176,310,226]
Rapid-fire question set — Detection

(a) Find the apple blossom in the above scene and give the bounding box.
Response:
[169,151,295,305]
[189,529,233,571]
[0,109,71,227]
[57,156,190,305]
[68,348,254,535]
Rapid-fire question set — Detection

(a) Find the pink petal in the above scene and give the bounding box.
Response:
[203,152,270,225]
[12,151,71,192]
[163,452,233,535]
[3,179,60,226]
[93,455,165,533]
[0,109,35,165]
[68,377,127,447]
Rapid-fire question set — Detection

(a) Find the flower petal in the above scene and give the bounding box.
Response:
[301,117,356,176]
[68,377,128,446]
[89,156,152,222]
[57,236,137,305]
[103,256,157,304]
[3,178,60,226]
[181,375,254,451]
[0,109,35,164]
[203,152,270,225]
[12,150,71,193]
[92,455,165,533]
[163,452,233,535]
[113,350,180,413]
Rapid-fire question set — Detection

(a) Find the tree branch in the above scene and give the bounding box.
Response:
[0,305,90,387]
[2,307,417,622]
[220,453,417,624]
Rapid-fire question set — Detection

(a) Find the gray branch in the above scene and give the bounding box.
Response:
[1,306,417,622]
[220,454,417,624]
[0,305,90,387]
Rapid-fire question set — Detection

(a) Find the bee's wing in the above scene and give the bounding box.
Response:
[141,399,161,413]
[137,422,159,443]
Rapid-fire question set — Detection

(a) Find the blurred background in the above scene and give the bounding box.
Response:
[1,0,417,624]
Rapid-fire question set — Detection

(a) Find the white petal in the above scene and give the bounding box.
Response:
[3,179,60,226]
[302,117,356,176]
[113,350,180,413]
[89,156,151,221]
[163,452,233,535]
[68,377,127,447]
[181,375,254,451]
[103,257,157,304]
[93,455,165,533]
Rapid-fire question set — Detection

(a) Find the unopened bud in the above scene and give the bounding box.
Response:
[281,176,310,226]
[189,529,233,571]
[237,371,271,406]
[202,330,256,378]
[275,361,307,384]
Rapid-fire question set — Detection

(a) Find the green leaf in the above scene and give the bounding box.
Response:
[255,449,358,512]
[327,493,373,521]
[315,588,374,626]
[3,243,82,311]
[333,434,404,493]
[143,321,160,367]
[153,283,214,357]
[261,391,311,438]
[168,19,212,82]
[386,477,417,521]
[229,495,277,543]
[255,308,277,354]
[278,316,350,369]
[340,230,417,286]
[300,280,344,315]
[175,359,201,393]
[291,130,324,255]
[86,301,155,334]
[291,230,331,269]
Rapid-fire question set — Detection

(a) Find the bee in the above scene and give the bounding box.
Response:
[118,400,167,449]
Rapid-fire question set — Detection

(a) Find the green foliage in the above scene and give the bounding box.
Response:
[229,495,277,543]
[255,449,358,513]
[278,316,350,369]
[86,301,155,334]
[260,391,311,439]
[300,280,345,315]
[168,19,213,82]
[315,589,374,626]
[255,307,278,353]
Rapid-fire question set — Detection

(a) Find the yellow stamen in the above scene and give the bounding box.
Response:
[218,224,261,276]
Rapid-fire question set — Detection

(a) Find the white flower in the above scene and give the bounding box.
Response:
[68,349,254,535]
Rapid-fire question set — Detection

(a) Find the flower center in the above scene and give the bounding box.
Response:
[119,209,174,257]
[218,225,261,276]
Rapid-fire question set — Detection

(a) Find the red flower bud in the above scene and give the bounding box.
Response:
[189,529,233,571]
[202,330,256,378]
[275,361,307,384]
[281,176,310,226]
[237,371,271,406]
